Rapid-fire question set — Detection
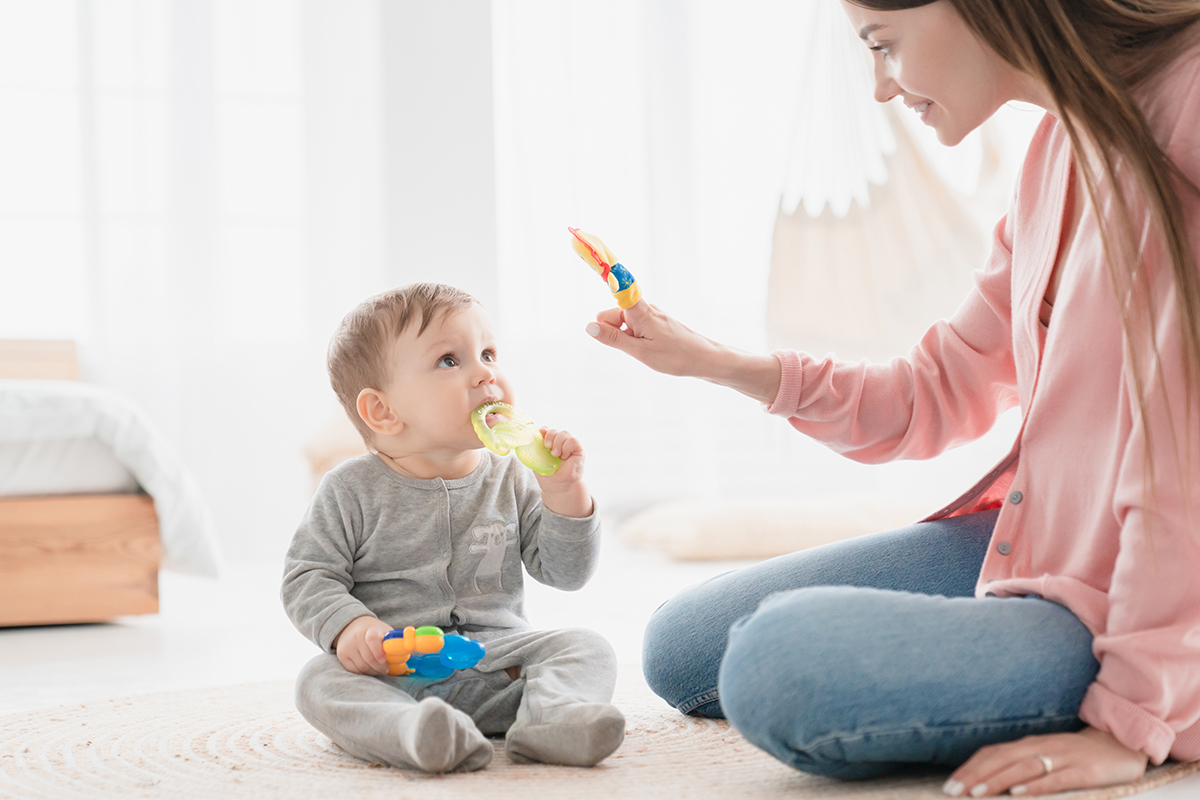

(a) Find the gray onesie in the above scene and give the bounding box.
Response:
[282,451,622,771]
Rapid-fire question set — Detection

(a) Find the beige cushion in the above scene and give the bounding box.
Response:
[616,496,936,561]
[303,413,366,491]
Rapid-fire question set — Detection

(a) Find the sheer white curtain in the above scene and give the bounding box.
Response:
[1,1,1039,560]
[0,0,390,562]
[492,0,816,515]
[768,0,1043,362]
[491,0,1032,517]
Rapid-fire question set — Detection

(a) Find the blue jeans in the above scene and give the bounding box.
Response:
[640,510,1099,780]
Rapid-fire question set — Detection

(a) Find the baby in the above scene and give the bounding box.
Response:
[282,282,623,772]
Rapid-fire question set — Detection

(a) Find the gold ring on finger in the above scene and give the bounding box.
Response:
[1035,754,1053,775]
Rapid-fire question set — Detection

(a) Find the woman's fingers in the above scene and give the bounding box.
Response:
[589,306,636,343]
[947,751,1058,796]
[587,300,706,378]
[1009,766,1090,797]
[944,730,1147,797]
[587,313,643,355]
[620,298,651,337]
[594,305,627,327]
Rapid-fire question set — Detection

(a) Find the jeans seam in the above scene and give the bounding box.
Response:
[800,713,1084,753]
[677,688,720,716]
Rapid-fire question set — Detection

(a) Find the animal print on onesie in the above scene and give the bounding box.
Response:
[469,522,514,593]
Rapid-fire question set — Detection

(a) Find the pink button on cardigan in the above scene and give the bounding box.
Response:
[766,42,1200,764]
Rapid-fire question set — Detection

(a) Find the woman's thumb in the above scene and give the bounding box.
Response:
[585,320,631,352]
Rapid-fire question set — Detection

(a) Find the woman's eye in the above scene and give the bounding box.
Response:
[869,44,890,57]
[438,354,457,368]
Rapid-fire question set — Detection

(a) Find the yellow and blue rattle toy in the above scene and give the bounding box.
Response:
[568,227,642,310]
[468,227,636,478]
[382,626,486,679]
[471,401,561,476]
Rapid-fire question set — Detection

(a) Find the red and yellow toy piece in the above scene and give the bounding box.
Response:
[568,227,642,310]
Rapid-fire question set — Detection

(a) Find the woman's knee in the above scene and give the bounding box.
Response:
[718,587,885,775]
[718,590,816,736]
[640,587,727,714]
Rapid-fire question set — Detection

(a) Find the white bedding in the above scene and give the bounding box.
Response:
[0,380,222,577]
[0,437,139,496]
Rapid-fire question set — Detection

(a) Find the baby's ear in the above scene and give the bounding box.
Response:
[357,388,404,436]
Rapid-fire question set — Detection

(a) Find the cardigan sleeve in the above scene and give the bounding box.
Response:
[1077,258,1200,762]
[765,211,1022,464]
[1077,65,1200,762]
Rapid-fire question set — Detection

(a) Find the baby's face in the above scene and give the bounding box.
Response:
[381,302,514,454]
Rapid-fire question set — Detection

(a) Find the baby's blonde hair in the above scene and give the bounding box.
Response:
[328,282,478,442]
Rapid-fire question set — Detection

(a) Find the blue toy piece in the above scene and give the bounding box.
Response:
[382,625,486,679]
[406,635,487,679]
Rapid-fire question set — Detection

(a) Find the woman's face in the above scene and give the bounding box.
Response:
[840,0,1027,146]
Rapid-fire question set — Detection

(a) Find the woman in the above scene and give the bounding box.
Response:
[585,0,1200,796]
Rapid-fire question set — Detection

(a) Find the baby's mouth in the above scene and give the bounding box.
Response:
[478,398,507,429]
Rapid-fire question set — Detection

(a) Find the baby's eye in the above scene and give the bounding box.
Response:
[437,354,458,368]
[482,349,497,363]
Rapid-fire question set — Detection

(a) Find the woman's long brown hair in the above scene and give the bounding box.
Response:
[853,0,1200,523]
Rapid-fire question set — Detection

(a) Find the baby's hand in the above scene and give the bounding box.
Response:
[535,427,593,518]
[335,614,393,675]
[540,427,584,481]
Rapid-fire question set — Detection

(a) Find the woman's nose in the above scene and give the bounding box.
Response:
[873,62,899,104]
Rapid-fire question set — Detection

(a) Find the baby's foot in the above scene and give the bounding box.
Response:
[505,703,625,766]
[399,696,492,773]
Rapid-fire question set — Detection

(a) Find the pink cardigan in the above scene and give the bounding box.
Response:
[766,43,1200,764]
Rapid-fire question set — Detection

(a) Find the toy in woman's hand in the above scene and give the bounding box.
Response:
[471,401,561,476]
[568,227,642,310]
[382,625,486,679]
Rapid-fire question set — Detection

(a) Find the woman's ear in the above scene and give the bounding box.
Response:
[357,388,404,437]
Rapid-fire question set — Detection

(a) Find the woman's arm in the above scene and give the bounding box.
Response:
[586,301,782,404]
[586,212,1021,466]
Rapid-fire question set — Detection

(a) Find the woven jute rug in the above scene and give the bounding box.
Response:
[0,669,1196,800]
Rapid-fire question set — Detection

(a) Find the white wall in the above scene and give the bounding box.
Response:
[0,1,1031,567]
[489,1,1029,522]
[381,1,499,312]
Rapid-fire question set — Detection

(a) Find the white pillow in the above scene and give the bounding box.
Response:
[0,437,139,496]
[616,496,935,561]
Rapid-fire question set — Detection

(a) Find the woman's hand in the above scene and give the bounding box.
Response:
[586,301,714,377]
[586,301,783,404]
[944,727,1148,797]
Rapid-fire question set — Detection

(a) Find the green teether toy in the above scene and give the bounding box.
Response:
[471,401,561,476]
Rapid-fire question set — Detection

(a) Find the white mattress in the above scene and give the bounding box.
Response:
[0,380,222,576]
[0,437,139,496]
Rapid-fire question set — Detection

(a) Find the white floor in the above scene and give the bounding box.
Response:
[0,529,742,716]
[2,531,1197,798]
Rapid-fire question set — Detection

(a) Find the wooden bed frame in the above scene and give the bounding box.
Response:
[0,340,161,626]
